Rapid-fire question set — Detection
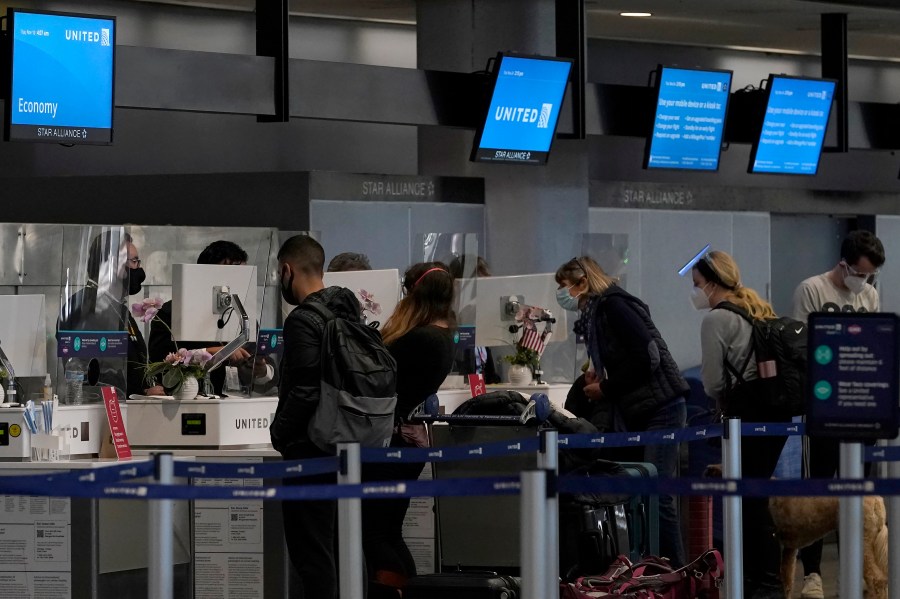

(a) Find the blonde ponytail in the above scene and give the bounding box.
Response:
[703,251,776,321]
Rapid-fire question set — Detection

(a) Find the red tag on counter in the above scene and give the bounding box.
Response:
[101,387,132,460]
[468,374,486,398]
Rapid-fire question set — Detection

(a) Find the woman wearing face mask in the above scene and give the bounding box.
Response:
[555,256,689,568]
[691,250,787,599]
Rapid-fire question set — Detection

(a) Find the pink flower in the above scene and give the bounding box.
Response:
[132,297,164,320]
[194,350,213,365]
[164,352,180,365]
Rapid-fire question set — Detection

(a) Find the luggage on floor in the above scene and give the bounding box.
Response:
[405,571,520,599]
[619,461,660,559]
[559,501,631,581]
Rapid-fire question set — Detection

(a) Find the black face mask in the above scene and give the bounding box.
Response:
[281,268,299,306]
[128,267,146,296]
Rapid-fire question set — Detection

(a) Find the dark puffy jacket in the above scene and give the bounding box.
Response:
[592,286,689,427]
[270,286,361,457]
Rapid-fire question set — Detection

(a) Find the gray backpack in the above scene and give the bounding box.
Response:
[303,301,398,453]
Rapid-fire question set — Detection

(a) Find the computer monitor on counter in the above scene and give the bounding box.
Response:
[469,273,569,347]
[322,268,401,330]
[171,264,258,343]
[0,295,47,376]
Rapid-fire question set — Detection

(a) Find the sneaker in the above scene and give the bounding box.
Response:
[801,573,825,599]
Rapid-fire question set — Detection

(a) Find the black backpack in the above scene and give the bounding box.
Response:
[714,302,807,418]
[302,301,398,453]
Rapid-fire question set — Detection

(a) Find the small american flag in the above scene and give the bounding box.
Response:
[519,327,546,355]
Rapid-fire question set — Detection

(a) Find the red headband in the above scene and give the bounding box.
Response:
[412,267,447,289]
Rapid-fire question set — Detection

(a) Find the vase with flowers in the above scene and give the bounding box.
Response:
[132,298,212,399]
[502,346,539,386]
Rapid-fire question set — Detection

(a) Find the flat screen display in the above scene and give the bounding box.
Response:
[6,9,116,144]
[471,54,572,165]
[749,75,836,175]
[645,66,732,171]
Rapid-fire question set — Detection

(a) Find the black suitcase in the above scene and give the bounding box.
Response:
[405,571,520,599]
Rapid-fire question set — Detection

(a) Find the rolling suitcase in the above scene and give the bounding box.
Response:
[405,571,520,599]
[619,461,660,560]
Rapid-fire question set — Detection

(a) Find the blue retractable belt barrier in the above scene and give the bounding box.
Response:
[362,436,541,463]
[173,456,339,479]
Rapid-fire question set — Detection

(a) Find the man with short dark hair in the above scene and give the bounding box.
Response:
[792,229,885,599]
[327,251,372,272]
[272,235,364,599]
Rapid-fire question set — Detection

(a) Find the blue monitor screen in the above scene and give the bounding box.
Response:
[472,55,572,165]
[645,67,732,171]
[7,10,115,144]
[750,76,836,175]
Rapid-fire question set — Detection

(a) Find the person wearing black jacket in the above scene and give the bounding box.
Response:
[556,255,689,568]
[148,241,274,396]
[271,235,364,599]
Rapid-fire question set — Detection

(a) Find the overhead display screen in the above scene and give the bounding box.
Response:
[6,9,116,144]
[749,75,835,175]
[471,54,572,165]
[644,67,731,171]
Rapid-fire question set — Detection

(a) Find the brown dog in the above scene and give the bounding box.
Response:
[703,465,888,599]
[768,495,887,599]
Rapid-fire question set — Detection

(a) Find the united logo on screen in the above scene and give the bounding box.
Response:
[537,103,553,129]
[101,28,110,46]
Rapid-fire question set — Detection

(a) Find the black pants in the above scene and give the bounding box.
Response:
[799,436,874,575]
[282,443,366,599]
[738,413,789,598]
[361,437,425,595]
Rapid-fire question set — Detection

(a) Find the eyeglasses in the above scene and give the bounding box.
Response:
[843,261,879,279]
[127,258,142,267]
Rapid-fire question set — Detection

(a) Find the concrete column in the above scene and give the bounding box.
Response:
[417,0,589,276]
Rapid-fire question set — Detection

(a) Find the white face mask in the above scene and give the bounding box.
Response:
[843,272,867,295]
[690,284,712,311]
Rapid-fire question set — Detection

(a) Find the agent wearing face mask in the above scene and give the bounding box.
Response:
[58,230,164,399]
[789,229,884,599]
[691,250,787,599]
[555,256,689,568]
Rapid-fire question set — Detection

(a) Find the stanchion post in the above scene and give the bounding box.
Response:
[838,442,863,599]
[538,429,559,598]
[149,452,174,599]
[722,417,743,599]
[520,470,547,599]
[337,442,363,599]
[888,436,900,599]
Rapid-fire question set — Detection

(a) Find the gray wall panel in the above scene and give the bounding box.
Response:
[875,215,900,314]
[587,209,642,298]
[311,200,413,271]
[732,213,771,305]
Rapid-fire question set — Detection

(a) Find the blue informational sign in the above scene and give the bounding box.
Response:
[806,313,900,440]
[455,325,476,352]
[7,10,116,144]
[750,76,836,175]
[56,331,129,358]
[645,67,732,171]
[472,55,572,165]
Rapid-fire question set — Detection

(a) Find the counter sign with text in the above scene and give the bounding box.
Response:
[806,312,900,440]
[6,9,116,144]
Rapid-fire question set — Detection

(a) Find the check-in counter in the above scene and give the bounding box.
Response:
[0,404,112,461]
[125,396,278,449]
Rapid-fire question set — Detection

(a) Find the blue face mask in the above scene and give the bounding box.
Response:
[556,285,581,312]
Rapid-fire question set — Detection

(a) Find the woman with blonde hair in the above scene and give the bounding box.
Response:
[363,262,456,598]
[691,249,787,599]
[556,255,689,568]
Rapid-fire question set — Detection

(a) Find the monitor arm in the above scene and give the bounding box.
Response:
[0,341,17,404]
[201,292,250,396]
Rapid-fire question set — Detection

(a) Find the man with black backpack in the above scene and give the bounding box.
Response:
[271,235,373,599]
[791,230,885,599]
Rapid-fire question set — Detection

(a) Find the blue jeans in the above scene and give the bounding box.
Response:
[641,399,687,568]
